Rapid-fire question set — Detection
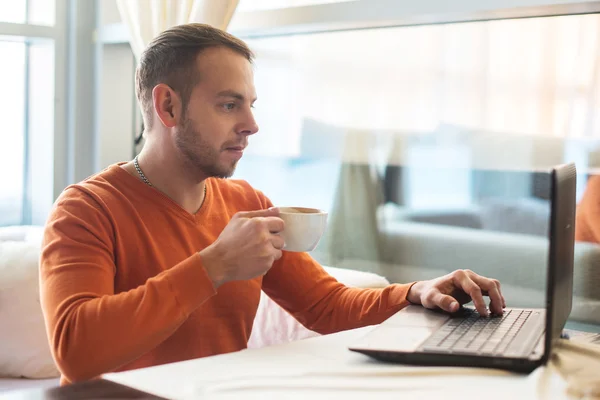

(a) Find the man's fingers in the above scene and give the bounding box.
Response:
[236,207,280,219]
[426,290,460,313]
[471,274,504,315]
[491,277,506,309]
[485,284,504,315]
[270,234,285,250]
[250,216,284,234]
[264,217,284,234]
[454,272,488,316]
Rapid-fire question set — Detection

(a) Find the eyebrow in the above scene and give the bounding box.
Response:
[216,90,257,103]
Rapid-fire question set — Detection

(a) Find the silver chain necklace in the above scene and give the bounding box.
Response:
[133,156,153,187]
[133,155,207,204]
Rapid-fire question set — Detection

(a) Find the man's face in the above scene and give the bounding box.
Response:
[174,47,258,179]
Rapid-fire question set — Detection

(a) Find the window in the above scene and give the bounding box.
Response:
[230,13,600,278]
[236,14,600,209]
[0,0,27,23]
[28,0,56,26]
[0,0,55,25]
[0,0,58,226]
[245,15,600,139]
[0,41,26,226]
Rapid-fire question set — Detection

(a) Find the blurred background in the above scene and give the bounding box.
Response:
[2,0,600,327]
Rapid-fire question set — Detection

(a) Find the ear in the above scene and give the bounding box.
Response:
[152,84,182,128]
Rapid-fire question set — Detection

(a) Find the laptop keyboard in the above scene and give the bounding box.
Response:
[420,309,533,355]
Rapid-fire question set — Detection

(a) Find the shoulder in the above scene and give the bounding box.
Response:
[53,165,126,214]
[45,165,128,241]
[43,184,116,255]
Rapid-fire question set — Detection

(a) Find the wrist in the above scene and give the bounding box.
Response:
[199,246,226,289]
[406,281,423,305]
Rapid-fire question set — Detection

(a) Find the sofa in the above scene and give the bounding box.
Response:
[0,225,391,395]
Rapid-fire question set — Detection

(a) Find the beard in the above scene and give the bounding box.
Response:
[174,116,239,179]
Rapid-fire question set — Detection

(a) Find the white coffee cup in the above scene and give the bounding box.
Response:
[277,207,328,252]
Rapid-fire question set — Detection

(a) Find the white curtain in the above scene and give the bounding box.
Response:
[115,0,240,60]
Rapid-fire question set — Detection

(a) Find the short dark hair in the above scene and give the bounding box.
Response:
[135,23,254,128]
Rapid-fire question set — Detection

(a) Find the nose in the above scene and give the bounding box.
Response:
[238,109,259,136]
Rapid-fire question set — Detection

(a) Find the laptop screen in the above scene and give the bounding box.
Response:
[545,163,576,356]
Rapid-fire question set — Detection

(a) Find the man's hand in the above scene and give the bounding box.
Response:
[406,269,506,316]
[199,208,285,288]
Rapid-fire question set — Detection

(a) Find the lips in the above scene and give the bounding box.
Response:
[224,142,247,152]
[224,145,246,160]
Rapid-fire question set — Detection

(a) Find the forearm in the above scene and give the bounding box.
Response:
[43,254,216,382]
[262,252,415,335]
[293,283,416,335]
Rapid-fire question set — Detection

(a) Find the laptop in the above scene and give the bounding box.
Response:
[348,163,576,373]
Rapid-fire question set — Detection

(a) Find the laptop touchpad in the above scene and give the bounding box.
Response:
[352,326,433,352]
[350,307,450,352]
[385,305,450,328]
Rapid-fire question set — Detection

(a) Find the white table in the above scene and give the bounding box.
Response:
[103,325,572,400]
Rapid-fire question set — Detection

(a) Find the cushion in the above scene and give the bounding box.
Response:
[247,266,390,349]
[0,240,60,378]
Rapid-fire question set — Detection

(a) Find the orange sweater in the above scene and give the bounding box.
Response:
[576,175,600,244]
[40,163,413,384]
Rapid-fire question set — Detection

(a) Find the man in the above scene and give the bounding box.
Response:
[40,23,505,385]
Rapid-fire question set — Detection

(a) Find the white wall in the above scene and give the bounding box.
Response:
[94,0,137,169]
[98,43,137,169]
[101,0,121,25]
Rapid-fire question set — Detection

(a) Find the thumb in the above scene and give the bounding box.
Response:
[236,207,280,219]
[431,292,460,313]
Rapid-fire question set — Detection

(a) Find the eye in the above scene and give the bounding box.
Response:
[223,103,236,111]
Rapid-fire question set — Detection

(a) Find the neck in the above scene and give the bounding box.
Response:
[133,141,207,215]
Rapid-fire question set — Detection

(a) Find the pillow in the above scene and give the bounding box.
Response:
[321,265,390,288]
[0,240,60,378]
[247,266,390,349]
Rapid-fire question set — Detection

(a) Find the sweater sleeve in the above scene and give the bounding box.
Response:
[576,175,600,244]
[39,188,217,383]
[262,251,415,334]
